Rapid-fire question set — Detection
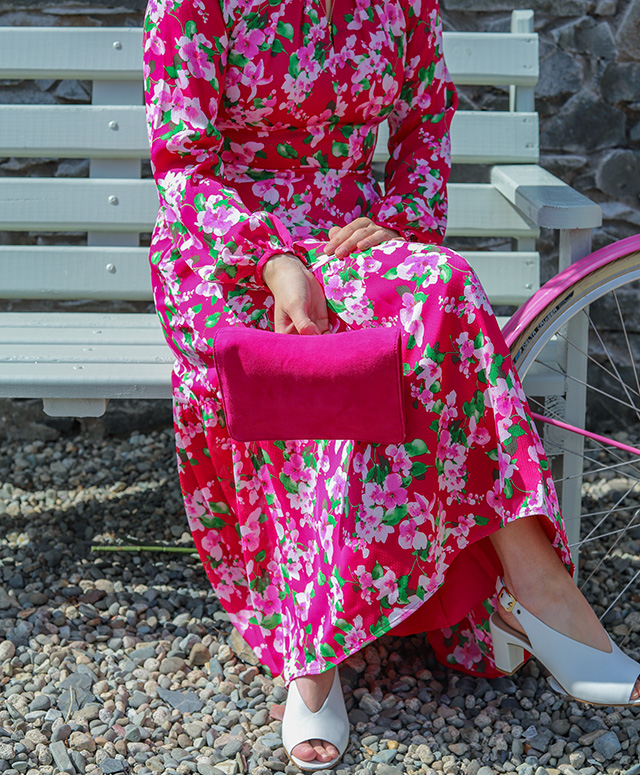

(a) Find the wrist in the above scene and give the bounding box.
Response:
[262,252,301,288]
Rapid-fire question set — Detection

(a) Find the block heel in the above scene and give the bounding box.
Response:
[489,614,526,674]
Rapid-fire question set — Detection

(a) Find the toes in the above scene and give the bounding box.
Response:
[292,740,339,763]
[292,741,320,762]
[631,678,640,702]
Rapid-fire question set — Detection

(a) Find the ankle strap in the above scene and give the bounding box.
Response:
[498,583,518,614]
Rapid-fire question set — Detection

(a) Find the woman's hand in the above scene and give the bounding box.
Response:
[262,253,329,335]
[323,217,402,258]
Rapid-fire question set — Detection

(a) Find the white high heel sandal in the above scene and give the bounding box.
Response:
[282,667,350,772]
[490,581,640,706]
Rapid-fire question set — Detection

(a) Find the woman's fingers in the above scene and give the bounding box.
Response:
[323,217,401,257]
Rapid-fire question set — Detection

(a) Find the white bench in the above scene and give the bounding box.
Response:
[0,10,601,424]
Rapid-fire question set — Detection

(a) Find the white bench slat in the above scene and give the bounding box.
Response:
[0,27,143,80]
[0,179,537,238]
[375,112,538,165]
[0,362,172,399]
[0,313,162,343]
[443,32,538,86]
[1,107,539,165]
[0,28,537,87]
[0,248,539,306]
[0,106,148,159]
[0,343,173,364]
[0,247,153,300]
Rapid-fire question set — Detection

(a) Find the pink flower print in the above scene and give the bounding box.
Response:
[196,198,242,236]
[398,518,427,551]
[416,356,442,391]
[283,453,305,481]
[363,481,386,508]
[200,531,223,562]
[457,331,475,361]
[453,636,484,670]
[373,568,399,605]
[384,445,412,477]
[354,565,374,591]
[452,512,476,549]
[382,473,408,509]
[295,581,315,621]
[297,43,317,71]
[239,507,262,553]
[343,615,368,652]
[235,25,265,60]
[399,293,425,346]
[177,34,217,81]
[257,583,281,618]
[353,450,371,474]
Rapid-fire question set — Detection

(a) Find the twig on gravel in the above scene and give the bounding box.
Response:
[91,544,197,553]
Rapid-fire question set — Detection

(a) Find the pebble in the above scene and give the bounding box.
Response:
[0,427,633,775]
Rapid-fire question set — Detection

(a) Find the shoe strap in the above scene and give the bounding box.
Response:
[497,582,519,615]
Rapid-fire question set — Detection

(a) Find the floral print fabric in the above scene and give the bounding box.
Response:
[144,0,571,683]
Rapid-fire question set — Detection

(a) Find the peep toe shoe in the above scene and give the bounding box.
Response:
[490,581,640,706]
[282,667,350,771]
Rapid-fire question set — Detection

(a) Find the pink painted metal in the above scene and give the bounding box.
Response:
[531,411,640,459]
[503,234,640,349]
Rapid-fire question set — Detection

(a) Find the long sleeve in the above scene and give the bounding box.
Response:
[143,0,303,292]
[368,0,458,244]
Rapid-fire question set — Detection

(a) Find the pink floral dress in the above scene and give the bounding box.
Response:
[143,0,571,684]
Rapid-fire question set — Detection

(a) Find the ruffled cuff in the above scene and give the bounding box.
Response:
[256,245,308,288]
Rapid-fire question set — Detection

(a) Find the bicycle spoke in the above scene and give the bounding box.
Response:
[599,567,640,623]
[613,289,640,403]
[576,509,640,588]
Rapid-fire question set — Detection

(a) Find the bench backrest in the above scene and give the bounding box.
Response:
[0,10,540,309]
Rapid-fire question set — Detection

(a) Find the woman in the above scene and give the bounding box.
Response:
[143,0,640,770]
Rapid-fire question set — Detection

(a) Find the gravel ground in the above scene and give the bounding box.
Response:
[0,427,639,775]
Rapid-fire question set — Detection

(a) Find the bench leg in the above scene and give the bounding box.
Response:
[43,398,108,417]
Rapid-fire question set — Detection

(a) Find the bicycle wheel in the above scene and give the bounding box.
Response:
[503,236,640,651]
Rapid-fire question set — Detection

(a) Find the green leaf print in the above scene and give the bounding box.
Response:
[370,614,391,636]
[405,439,429,457]
[474,331,485,349]
[383,505,408,526]
[410,461,428,478]
[184,20,198,38]
[204,313,221,327]
[475,515,490,526]
[288,53,300,78]
[407,335,416,351]
[332,141,350,157]
[319,643,336,658]
[279,473,299,494]
[255,550,266,563]
[383,266,398,279]
[317,569,327,586]
[261,613,282,630]
[277,19,294,39]
[503,479,514,499]
[487,448,499,461]
[335,618,352,632]
[210,501,230,514]
[439,262,452,283]
[271,37,284,54]
[228,50,249,68]
[335,633,346,647]
[200,516,226,530]
[371,562,384,581]
[276,143,298,159]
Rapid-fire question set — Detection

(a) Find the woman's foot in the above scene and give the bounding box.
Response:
[288,667,341,765]
[490,516,640,701]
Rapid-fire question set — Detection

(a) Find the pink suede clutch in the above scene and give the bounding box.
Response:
[212,327,405,443]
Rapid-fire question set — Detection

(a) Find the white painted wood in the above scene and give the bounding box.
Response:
[0,247,152,300]
[509,11,535,113]
[0,344,173,363]
[491,165,602,229]
[43,398,108,417]
[0,106,148,158]
[460,251,539,305]
[447,184,538,238]
[0,27,143,80]
[443,32,538,86]
[0,361,172,399]
[0,179,537,238]
[374,111,539,165]
[0,178,158,232]
[0,313,163,343]
[0,27,537,87]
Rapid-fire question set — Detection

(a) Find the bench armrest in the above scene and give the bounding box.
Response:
[491,164,602,230]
